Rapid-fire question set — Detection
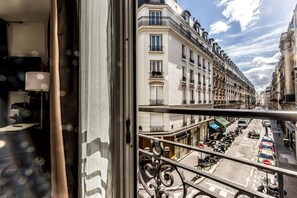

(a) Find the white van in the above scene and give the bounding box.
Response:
[237,118,248,129]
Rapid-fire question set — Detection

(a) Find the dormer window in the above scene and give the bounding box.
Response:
[182,10,191,23]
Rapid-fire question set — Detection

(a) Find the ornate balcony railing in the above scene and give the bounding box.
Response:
[149,99,164,106]
[149,71,163,78]
[138,16,213,59]
[149,126,164,132]
[149,45,163,51]
[138,106,297,198]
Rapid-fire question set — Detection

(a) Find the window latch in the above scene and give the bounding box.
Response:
[126,119,131,144]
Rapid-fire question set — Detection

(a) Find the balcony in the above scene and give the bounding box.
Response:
[149,126,164,132]
[138,107,297,198]
[182,99,187,104]
[138,16,213,59]
[149,99,164,106]
[149,45,163,51]
[149,71,163,78]
[189,58,195,64]
[190,100,195,104]
[189,79,195,84]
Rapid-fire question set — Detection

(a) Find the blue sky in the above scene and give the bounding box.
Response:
[178,0,297,91]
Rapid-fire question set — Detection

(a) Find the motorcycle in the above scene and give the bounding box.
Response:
[248,130,260,139]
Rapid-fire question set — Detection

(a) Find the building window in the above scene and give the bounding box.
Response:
[189,50,194,64]
[198,73,201,85]
[198,55,201,66]
[190,89,194,104]
[182,66,186,81]
[190,69,194,83]
[203,75,205,86]
[208,62,211,72]
[202,58,205,69]
[182,44,186,59]
[150,113,164,131]
[182,87,186,104]
[150,86,163,105]
[149,10,161,25]
[198,91,201,102]
[150,60,163,77]
[150,34,162,51]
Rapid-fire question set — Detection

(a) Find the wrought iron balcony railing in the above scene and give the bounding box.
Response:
[149,126,164,132]
[138,16,213,58]
[149,99,164,106]
[149,45,163,51]
[138,106,297,198]
[149,71,163,78]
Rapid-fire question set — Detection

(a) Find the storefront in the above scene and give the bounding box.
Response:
[286,121,296,155]
[208,122,220,140]
[175,131,189,159]
[215,117,230,134]
[190,127,200,147]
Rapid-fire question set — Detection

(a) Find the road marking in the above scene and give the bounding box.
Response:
[173,192,182,198]
[206,182,235,194]
[219,190,228,197]
[209,186,215,192]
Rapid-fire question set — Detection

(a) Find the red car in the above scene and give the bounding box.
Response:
[259,142,275,153]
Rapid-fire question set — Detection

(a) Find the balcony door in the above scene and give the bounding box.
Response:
[150,113,163,131]
[149,10,161,25]
[150,34,162,51]
[150,85,163,105]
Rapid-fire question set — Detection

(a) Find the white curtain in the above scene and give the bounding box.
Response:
[80,0,112,197]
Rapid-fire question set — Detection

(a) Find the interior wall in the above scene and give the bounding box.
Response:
[7,23,47,63]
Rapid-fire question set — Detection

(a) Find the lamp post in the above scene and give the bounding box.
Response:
[25,72,50,128]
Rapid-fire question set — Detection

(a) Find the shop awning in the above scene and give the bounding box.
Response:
[215,117,230,127]
[209,123,220,130]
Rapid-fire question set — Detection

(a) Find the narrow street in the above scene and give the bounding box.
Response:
[166,119,275,198]
[197,119,269,197]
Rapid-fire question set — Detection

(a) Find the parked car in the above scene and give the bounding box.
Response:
[261,136,275,144]
[262,120,271,128]
[237,118,249,129]
[259,142,275,153]
[258,150,277,166]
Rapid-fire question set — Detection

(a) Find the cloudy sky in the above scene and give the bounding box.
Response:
[178,0,296,91]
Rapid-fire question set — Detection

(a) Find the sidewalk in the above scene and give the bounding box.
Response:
[270,120,297,197]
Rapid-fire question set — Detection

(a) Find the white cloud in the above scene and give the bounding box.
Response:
[243,52,280,91]
[218,0,263,30]
[209,21,231,35]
